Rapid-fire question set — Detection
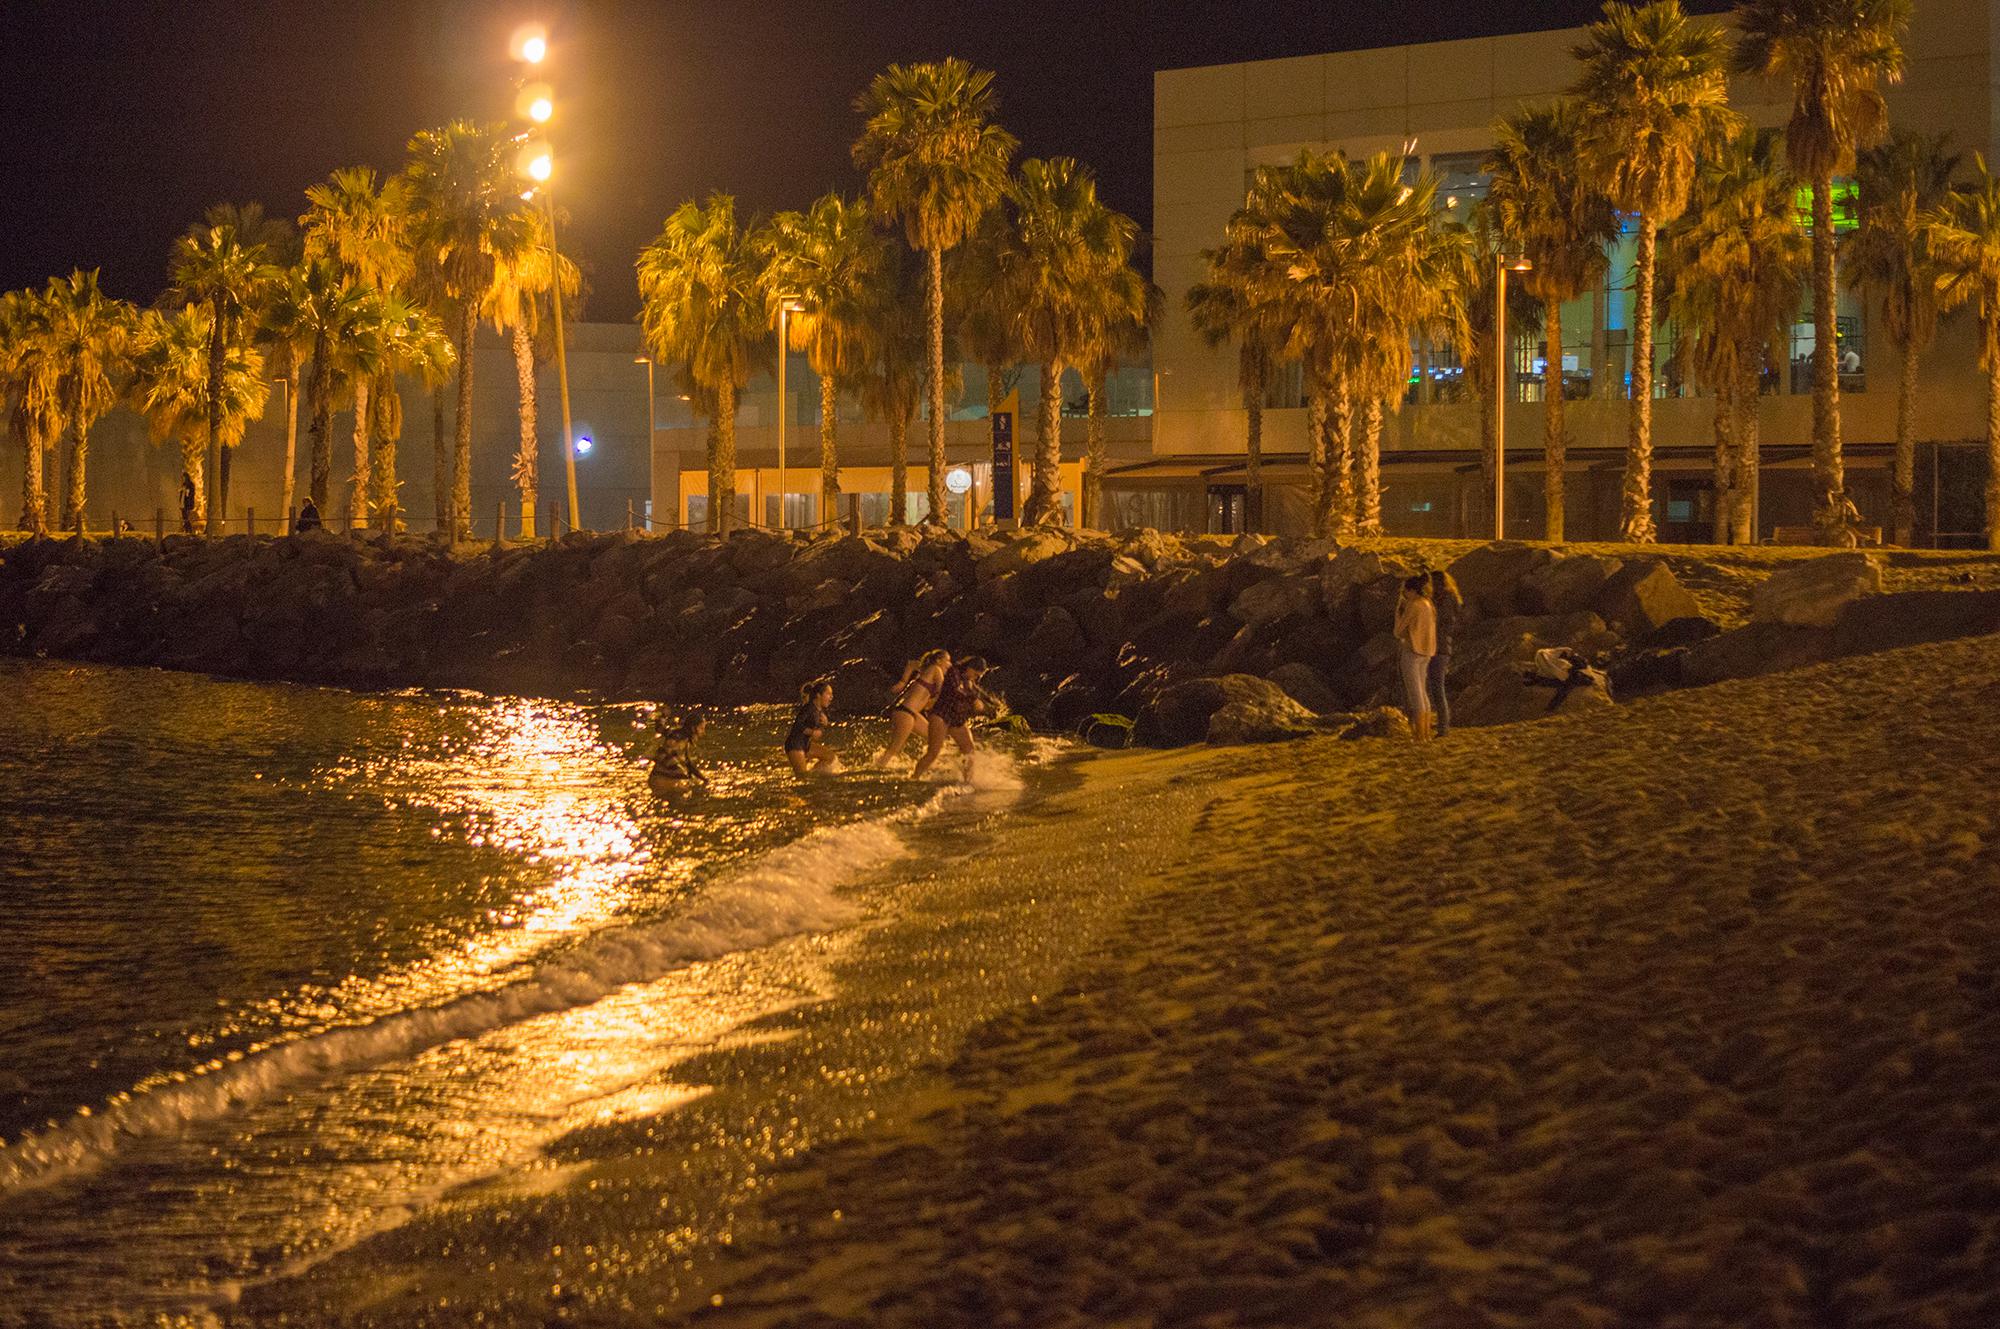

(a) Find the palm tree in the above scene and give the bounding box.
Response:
[130,305,271,528]
[1,288,58,533]
[1457,205,1545,537]
[953,207,1024,520]
[41,270,135,532]
[857,246,931,524]
[1662,130,1808,543]
[1486,100,1621,542]
[1573,0,1739,542]
[637,194,767,535]
[483,206,579,537]
[405,123,535,540]
[1187,255,1282,531]
[1924,156,2000,551]
[1737,0,1911,540]
[1847,130,1958,545]
[760,193,889,524]
[168,204,284,533]
[1070,215,1154,532]
[367,293,455,531]
[854,59,1018,524]
[257,264,317,527]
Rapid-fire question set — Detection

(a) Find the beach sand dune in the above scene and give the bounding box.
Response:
[680,632,2000,1328]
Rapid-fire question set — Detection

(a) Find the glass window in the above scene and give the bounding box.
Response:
[1787,297,1867,394]
[1429,151,1489,226]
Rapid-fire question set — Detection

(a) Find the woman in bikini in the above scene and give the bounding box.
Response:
[784,679,842,776]
[874,649,949,768]
[647,713,708,800]
[912,656,992,782]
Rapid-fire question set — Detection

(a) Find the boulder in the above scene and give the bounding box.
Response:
[974,528,1071,581]
[1334,706,1414,742]
[1134,673,1312,748]
[1104,555,1149,589]
[1266,661,1342,715]
[1206,696,1320,746]
[1831,588,2000,656]
[1594,560,1703,637]
[1453,658,1615,728]
[1018,606,1088,677]
[1641,615,1722,651]
[1683,622,1839,686]
[1229,573,1320,626]
[1520,553,1624,616]
[1751,552,1884,628]
[1447,542,1556,618]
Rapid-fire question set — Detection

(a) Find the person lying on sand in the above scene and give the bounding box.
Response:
[913,656,993,782]
[648,713,708,799]
[785,680,842,776]
[875,649,949,767]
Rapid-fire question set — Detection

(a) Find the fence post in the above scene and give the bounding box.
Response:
[247,507,255,538]
[495,499,507,545]
[155,507,165,543]
[288,506,296,536]
[626,499,634,531]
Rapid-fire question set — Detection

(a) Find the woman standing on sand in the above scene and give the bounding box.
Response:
[1427,569,1462,738]
[785,680,842,776]
[912,656,992,781]
[1393,574,1436,743]
[876,649,949,767]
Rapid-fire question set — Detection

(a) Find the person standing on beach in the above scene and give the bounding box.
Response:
[1393,574,1436,743]
[913,656,992,781]
[785,680,842,775]
[875,649,949,767]
[1427,569,1462,738]
[178,473,197,534]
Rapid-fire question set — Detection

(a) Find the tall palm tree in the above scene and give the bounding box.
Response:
[1188,249,1283,531]
[637,194,767,535]
[168,204,283,533]
[41,270,135,532]
[953,207,1024,520]
[1486,100,1622,542]
[257,264,317,527]
[1070,214,1154,532]
[405,123,535,540]
[854,59,1018,525]
[130,304,271,528]
[1924,156,2000,551]
[1573,0,1739,542]
[1662,130,1808,543]
[1,288,58,533]
[1847,129,1958,545]
[483,206,579,537]
[367,294,455,532]
[760,193,890,524]
[1737,0,1911,540]
[857,246,931,524]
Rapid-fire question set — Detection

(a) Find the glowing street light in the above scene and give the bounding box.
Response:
[511,26,578,535]
[575,435,593,457]
[524,148,553,183]
[1494,253,1533,540]
[528,94,554,124]
[773,295,805,528]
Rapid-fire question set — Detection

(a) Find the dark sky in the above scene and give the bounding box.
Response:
[0,0,1728,322]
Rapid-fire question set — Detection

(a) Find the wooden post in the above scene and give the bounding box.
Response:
[626,499,634,531]
[495,499,507,545]
[247,507,255,537]
[156,507,165,543]
[288,506,296,536]
[111,510,119,538]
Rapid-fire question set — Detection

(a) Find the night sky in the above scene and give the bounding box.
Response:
[0,0,1731,322]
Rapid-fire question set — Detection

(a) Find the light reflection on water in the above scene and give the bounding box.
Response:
[0,658,971,1323]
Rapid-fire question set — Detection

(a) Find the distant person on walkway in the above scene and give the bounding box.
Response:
[1427,569,1462,738]
[178,473,197,534]
[648,713,708,799]
[294,497,322,533]
[1393,574,1436,743]
[785,680,841,775]
[876,649,949,767]
[913,656,993,781]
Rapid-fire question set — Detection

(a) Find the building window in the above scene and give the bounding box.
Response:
[1787,299,1866,395]
[1429,151,1490,225]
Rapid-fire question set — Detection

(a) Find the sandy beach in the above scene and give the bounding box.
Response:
[230,626,2000,1327]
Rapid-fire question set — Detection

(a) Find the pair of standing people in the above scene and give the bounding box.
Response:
[1393,570,1460,742]
[876,648,993,780]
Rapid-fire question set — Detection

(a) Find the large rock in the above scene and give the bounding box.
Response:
[975,528,1071,581]
[1520,553,1624,616]
[1453,660,1615,728]
[1318,546,1384,623]
[1752,553,1884,628]
[1594,560,1703,637]
[1133,673,1314,748]
[1265,661,1341,715]
[1447,542,1556,618]
[1683,622,1839,686]
[1831,588,2000,655]
[1228,573,1319,626]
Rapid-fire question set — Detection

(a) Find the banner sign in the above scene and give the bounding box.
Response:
[990,390,1018,522]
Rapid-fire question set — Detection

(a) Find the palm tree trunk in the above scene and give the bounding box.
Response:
[280,363,299,529]
[219,447,233,528]
[1305,370,1329,538]
[1477,361,1496,539]
[1026,360,1063,526]
[432,387,448,535]
[1084,365,1107,531]
[1893,335,1918,546]
[1543,300,1566,543]
[819,371,840,523]
[1358,397,1384,537]
[1811,172,1845,540]
[204,305,226,536]
[1986,311,2000,552]
[180,436,206,529]
[1330,376,1356,540]
[1734,360,1761,546]
[924,245,947,526]
[713,388,737,536]
[888,407,909,526]
[349,376,372,530]
[308,337,333,510]
[453,299,477,541]
[16,419,45,533]
[372,412,398,533]
[1244,349,1265,534]
[1711,367,1736,545]
[61,384,87,532]
[1620,215,1659,543]
[512,324,538,539]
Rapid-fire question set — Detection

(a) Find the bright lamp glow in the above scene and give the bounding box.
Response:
[574,436,593,456]
[520,32,548,63]
[528,95,554,123]
[526,150,553,183]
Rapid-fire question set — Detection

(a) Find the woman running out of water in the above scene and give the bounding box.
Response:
[785,680,842,776]
[648,712,708,799]
[912,656,992,782]
[875,649,950,767]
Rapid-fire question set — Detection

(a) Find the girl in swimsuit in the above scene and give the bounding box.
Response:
[648,713,708,799]
[874,649,950,767]
[913,656,992,781]
[785,680,841,776]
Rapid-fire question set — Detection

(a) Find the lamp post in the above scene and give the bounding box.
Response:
[773,295,802,529]
[635,354,659,529]
[1493,253,1532,541]
[514,31,579,535]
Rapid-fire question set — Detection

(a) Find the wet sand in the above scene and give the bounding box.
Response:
[247,630,2000,1326]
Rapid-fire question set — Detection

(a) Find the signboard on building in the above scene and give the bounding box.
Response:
[991,389,1018,524]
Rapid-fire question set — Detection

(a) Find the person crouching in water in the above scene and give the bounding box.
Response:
[649,713,708,799]
[913,656,992,781]
[875,649,949,767]
[785,680,841,775]
[1393,574,1437,743]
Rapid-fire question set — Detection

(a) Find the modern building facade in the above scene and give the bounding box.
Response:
[1125,0,2000,544]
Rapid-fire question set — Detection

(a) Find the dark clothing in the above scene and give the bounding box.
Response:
[650,734,703,784]
[784,702,827,754]
[294,499,322,533]
[887,671,936,720]
[179,476,197,534]
[1426,651,1452,737]
[1432,592,1461,657]
[933,668,982,728]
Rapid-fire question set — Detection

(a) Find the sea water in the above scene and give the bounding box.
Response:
[0,658,1036,1321]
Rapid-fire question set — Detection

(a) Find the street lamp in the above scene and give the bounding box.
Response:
[1494,253,1532,541]
[773,295,804,529]
[636,354,663,528]
[511,31,578,535]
